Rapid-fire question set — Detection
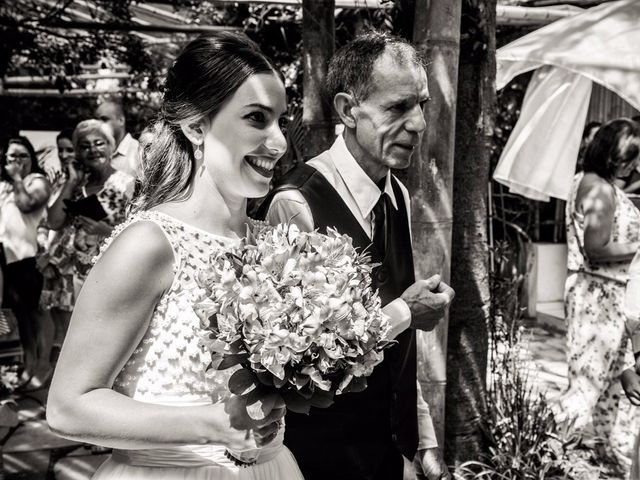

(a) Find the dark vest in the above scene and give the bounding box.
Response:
[256,164,418,480]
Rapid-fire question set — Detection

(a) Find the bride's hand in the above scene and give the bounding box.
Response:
[253,406,285,447]
[221,395,285,450]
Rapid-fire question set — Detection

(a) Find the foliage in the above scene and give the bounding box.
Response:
[0,364,22,397]
[1,1,400,166]
[453,242,576,479]
[0,0,164,82]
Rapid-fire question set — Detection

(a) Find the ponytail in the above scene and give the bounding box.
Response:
[132,119,194,212]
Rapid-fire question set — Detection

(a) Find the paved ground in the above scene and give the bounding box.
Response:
[1,387,110,480]
[0,303,598,479]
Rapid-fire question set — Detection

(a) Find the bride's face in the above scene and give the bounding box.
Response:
[203,72,288,199]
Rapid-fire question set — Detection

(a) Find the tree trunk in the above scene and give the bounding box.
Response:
[409,0,462,447]
[445,0,496,465]
[302,0,335,159]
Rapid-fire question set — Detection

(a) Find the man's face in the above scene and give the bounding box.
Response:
[96,102,124,142]
[350,53,429,180]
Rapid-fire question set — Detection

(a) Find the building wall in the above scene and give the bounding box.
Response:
[586,82,640,123]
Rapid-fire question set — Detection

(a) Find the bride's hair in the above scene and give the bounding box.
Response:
[133,32,277,211]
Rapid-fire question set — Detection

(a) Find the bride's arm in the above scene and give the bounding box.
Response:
[46,221,270,450]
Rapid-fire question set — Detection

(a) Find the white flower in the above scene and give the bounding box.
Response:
[195,223,390,410]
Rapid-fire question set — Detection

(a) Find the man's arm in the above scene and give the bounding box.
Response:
[417,382,437,449]
[415,382,450,479]
[265,190,315,232]
[266,190,417,338]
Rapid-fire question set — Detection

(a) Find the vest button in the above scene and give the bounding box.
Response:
[376,268,388,283]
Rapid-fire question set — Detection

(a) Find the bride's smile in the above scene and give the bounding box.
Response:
[245,154,278,178]
[200,72,288,200]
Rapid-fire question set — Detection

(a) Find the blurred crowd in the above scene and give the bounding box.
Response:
[0,99,138,388]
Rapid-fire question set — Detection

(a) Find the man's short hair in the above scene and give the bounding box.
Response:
[97,98,125,119]
[325,31,425,103]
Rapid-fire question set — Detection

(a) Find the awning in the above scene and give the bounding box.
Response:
[493,0,640,201]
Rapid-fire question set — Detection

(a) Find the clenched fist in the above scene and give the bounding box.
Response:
[401,274,454,331]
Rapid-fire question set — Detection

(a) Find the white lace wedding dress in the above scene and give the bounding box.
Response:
[91,210,303,480]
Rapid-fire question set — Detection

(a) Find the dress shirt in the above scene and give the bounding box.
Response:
[266,134,438,450]
[111,133,140,178]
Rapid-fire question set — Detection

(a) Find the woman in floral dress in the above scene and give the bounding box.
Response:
[553,118,640,473]
[47,33,303,479]
[42,120,134,310]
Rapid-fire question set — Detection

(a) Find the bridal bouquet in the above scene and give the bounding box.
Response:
[195,222,392,422]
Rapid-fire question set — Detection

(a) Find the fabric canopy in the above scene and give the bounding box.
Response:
[494,67,592,201]
[493,0,640,201]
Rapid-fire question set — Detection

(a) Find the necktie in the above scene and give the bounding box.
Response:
[372,181,387,256]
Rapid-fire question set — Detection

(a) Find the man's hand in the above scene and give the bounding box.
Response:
[621,368,640,406]
[401,274,454,331]
[414,447,450,480]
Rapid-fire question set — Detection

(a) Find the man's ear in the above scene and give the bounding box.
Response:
[180,119,208,147]
[333,92,358,129]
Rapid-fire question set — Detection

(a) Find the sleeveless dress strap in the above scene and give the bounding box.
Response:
[93,210,181,278]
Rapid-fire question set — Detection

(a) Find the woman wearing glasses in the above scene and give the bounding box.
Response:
[0,136,52,379]
[45,120,134,306]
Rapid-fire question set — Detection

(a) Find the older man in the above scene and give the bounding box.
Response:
[95,100,139,177]
[258,32,453,480]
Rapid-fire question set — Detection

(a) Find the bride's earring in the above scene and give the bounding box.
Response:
[194,143,203,160]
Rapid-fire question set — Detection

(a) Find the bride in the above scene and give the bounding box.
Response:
[47,32,304,479]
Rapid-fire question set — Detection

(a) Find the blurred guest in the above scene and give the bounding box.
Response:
[621,243,640,478]
[622,116,640,194]
[95,99,139,177]
[53,129,75,189]
[0,136,52,378]
[46,120,134,300]
[553,118,640,473]
[37,129,77,364]
[576,121,601,171]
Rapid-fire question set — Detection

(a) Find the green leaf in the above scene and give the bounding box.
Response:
[245,390,280,421]
[282,389,311,415]
[309,390,334,409]
[213,354,248,370]
[255,370,275,387]
[228,368,258,396]
[273,373,289,388]
[341,376,367,394]
[227,338,245,354]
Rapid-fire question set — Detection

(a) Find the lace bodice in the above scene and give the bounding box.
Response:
[91,211,289,468]
[566,172,640,283]
[97,210,240,404]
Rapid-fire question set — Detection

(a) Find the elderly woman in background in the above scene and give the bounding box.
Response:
[0,136,52,379]
[553,118,640,474]
[44,120,134,303]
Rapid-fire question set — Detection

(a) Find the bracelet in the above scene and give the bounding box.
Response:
[224,449,257,468]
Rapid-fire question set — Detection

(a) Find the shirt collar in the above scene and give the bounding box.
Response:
[328,135,398,220]
[115,133,134,156]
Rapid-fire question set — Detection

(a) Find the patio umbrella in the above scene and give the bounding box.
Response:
[493,0,640,201]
